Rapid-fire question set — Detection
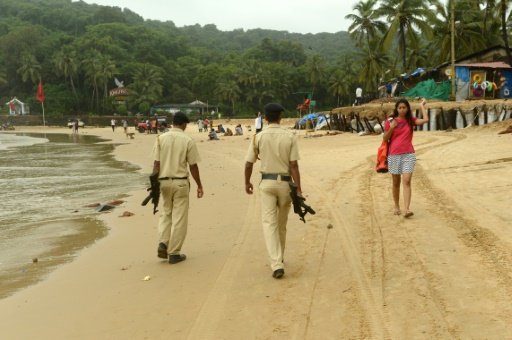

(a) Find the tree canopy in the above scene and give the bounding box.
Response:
[0,0,356,116]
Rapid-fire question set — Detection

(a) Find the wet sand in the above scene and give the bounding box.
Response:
[1,121,512,339]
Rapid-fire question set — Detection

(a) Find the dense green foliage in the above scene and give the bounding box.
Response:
[0,0,357,117]
[346,0,512,92]
[2,0,510,117]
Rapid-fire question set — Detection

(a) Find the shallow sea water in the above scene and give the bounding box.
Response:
[0,132,144,298]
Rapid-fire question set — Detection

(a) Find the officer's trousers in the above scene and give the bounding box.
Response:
[158,179,190,255]
[259,179,292,271]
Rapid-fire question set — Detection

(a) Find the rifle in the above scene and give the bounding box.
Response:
[141,173,160,214]
[289,182,315,223]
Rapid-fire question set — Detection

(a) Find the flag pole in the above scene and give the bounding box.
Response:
[41,101,46,127]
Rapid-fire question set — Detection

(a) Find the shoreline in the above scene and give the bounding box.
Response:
[0,128,143,299]
[1,121,512,338]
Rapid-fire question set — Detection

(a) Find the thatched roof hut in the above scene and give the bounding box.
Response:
[330,98,512,120]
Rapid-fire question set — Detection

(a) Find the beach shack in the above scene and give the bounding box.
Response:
[5,97,29,115]
[150,100,218,117]
[436,45,512,101]
[453,61,512,100]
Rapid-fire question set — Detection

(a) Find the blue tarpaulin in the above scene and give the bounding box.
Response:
[297,113,328,129]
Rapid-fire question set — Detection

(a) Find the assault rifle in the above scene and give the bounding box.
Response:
[289,182,315,223]
[141,173,160,214]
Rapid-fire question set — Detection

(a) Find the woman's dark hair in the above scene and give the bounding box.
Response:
[393,98,415,131]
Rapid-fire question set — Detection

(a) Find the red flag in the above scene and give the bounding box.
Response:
[36,81,45,103]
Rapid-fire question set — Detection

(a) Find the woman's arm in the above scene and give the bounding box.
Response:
[415,99,430,125]
[382,119,396,141]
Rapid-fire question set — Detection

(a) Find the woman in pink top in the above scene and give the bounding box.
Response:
[382,98,429,218]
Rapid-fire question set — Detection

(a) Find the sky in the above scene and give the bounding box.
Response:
[79,0,362,34]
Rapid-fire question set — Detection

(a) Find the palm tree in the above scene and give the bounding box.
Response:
[215,79,241,115]
[377,0,437,71]
[356,43,389,92]
[498,0,512,65]
[53,49,80,103]
[306,55,326,95]
[331,54,359,106]
[328,70,347,107]
[82,51,103,110]
[406,42,431,70]
[127,63,163,112]
[345,0,387,49]
[430,0,487,64]
[98,55,117,107]
[237,60,272,105]
[17,53,41,84]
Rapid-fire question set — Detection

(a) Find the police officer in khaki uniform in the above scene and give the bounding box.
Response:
[244,103,303,279]
[152,112,204,264]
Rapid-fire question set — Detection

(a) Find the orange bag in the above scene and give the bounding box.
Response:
[375,140,389,173]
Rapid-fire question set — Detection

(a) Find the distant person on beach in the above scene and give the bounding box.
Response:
[296,96,311,115]
[254,112,263,133]
[355,86,363,106]
[203,118,210,133]
[244,103,303,280]
[208,129,219,140]
[152,111,204,264]
[197,119,204,132]
[224,127,233,136]
[235,124,243,135]
[122,119,128,133]
[111,119,116,132]
[382,98,429,218]
[73,119,79,134]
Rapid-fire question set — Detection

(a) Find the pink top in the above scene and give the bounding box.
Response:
[384,117,416,155]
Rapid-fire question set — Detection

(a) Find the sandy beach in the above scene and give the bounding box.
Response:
[1,119,511,339]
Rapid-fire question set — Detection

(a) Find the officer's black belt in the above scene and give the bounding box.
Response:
[261,174,291,181]
[159,177,188,180]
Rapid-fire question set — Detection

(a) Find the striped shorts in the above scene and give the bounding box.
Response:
[388,153,416,174]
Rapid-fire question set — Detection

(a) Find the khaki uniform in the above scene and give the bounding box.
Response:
[152,128,201,255]
[246,124,300,271]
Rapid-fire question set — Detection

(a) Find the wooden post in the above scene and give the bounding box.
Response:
[355,113,364,132]
[447,108,457,129]
[363,117,375,133]
[343,115,350,132]
[335,114,341,131]
[439,108,449,130]
[323,114,331,131]
[460,108,468,128]
[428,108,432,131]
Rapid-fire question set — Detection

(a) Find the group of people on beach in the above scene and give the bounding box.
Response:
[148,98,427,279]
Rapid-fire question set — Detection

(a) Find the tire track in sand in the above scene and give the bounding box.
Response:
[362,132,465,338]
[303,167,391,339]
[413,131,512,298]
[186,191,261,339]
[362,160,457,339]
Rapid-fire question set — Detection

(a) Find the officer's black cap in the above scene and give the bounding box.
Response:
[264,103,285,114]
[173,111,190,125]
